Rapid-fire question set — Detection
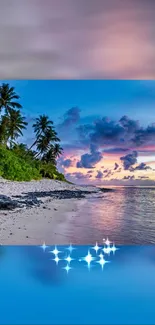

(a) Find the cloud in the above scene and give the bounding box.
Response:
[96,171,103,179]
[77,116,142,150]
[77,143,103,169]
[138,176,149,179]
[123,175,135,180]
[132,124,155,146]
[0,0,154,78]
[104,148,129,154]
[130,162,152,171]
[58,107,81,129]
[114,163,119,170]
[61,158,73,168]
[120,151,138,170]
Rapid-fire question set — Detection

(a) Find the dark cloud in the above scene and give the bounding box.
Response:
[77,116,141,150]
[103,169,109,173]
[104,148,129,154]
[130,162,152,171]
[132,124,155,146]
[119,115,140,134]
[96,171,103,179]
[114,163,119,170]
[77,115,155,152]
[104,170,113,178]
[61,158,73,168]
[59,107,81,129]
[123,175,135,180]
[77,144,102,169]
[120,151,138,170]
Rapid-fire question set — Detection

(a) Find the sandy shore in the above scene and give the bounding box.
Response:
[0,179,104,245]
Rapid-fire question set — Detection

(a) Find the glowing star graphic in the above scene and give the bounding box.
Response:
[65,256,74,264]
[105,238,111,246]
[99,252,104,259]
[97,256,109,270]
[82,250,95,269]
[63,264,72,274]
[66,244,75,254]
[92,242,101,254]
[53,255,61,265]
[50,246,61,256]
[111,243,119,255]
[103,245,111,255]
[40,242,48,252]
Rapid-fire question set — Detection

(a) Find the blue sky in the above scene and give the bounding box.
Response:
[3,80,155,126]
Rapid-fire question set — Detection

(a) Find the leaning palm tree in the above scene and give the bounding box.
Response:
[29,115,54,151]
[6,109,27,146]
[0,83,22,114]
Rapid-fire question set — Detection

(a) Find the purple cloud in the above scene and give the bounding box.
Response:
[114,163,119,170]
[77,144,103,169]
[96,171,103,179]
[120,151,138,170]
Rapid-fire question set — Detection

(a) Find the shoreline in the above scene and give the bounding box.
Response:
[0,179,110,245]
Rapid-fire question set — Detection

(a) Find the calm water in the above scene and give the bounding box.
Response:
[64,187,155,245]
[1,245,155,324]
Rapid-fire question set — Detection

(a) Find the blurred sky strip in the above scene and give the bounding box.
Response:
[0,0,154,79]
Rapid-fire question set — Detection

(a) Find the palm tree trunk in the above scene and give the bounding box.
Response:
[28,139,37,151]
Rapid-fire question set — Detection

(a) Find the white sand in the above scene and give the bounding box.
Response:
[0,179,100,245]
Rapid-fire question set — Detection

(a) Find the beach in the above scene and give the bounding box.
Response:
[0,178,104,245]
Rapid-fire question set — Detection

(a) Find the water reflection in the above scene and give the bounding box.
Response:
[65,187,155,244]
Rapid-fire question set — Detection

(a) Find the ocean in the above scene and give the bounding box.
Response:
[64,187,155,245]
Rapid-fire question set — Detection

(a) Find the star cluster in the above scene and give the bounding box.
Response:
[40,239,119,274]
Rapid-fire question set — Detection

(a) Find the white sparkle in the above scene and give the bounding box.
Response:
[97,256,109,270]
[99,252,104,259]
[82,250,95,269]
[111,243,119,255]
[91,242,101,254]
[50,246,61,256]
[103,245,111,255]
[63,264,72,274]
[65,255,74,264]
[40,242,48,252]
[66,244,75,254]
[53,255,61,265]
[105,238,111,246]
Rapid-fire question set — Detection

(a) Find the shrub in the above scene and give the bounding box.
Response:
[39,162,66,181]
[0,146,41,181]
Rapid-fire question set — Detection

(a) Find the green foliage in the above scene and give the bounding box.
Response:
[39,162,66,181]
[0,146,41,181]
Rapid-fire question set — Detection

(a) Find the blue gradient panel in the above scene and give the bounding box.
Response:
[0,245,155,324]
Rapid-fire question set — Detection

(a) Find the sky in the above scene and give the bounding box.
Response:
[0,0,154,79]
[3,79,155,186]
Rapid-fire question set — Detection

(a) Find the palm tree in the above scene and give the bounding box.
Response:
[41,145,56,164]
[0,83,22,114]
[29,115,55,151]
[53,143,63,158]
[0,115,9,145]
[33,115,54,137]
[6,109,27,146]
